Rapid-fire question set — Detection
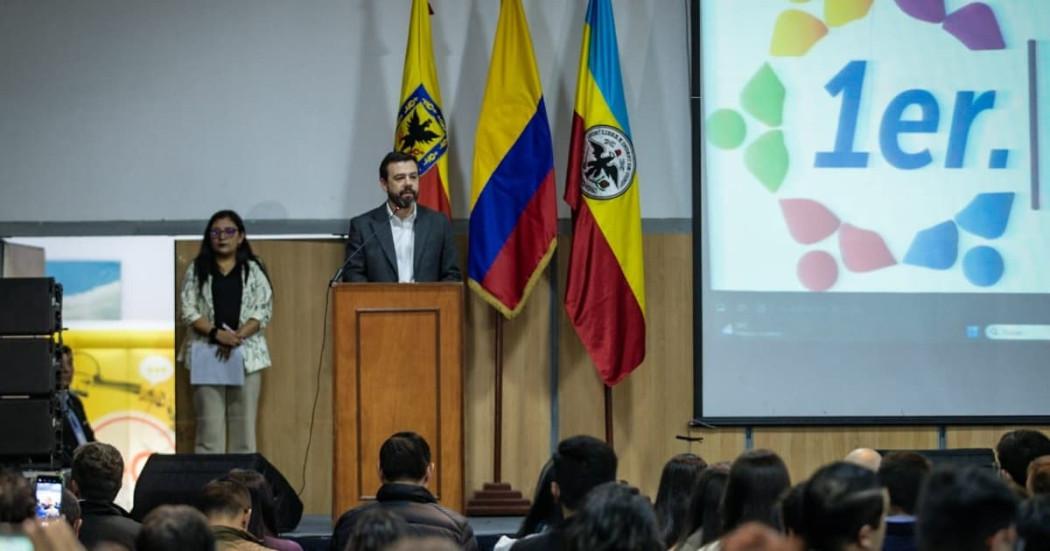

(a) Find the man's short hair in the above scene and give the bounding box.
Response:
[199,479,251,519]
[878,451,931,515]
[996,429,1050,487]
[564,482,663,551]
[136,504,215,551]
[1027,455,1050,495]
[379,151,418,180]
[379,432,431,482]
[0,468,35,523]
[552,435,618,511]
[916,465,1018,551]
[72,442,124,501]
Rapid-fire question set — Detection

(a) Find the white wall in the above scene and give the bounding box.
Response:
[0,0,692,223]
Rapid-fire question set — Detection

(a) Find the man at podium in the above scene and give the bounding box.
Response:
[342,151,462,283]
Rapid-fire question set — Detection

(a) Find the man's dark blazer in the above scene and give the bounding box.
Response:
[61,392,95,465]
[343,203,462,283]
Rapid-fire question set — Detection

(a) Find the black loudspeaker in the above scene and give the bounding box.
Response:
[0,338,56,395]
[878,448,997,471]
[131,453,303,533]
[0,399,56,456]
[0,278,61,335]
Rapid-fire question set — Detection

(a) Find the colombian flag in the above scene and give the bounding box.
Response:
[468,0,556,319]
[564,0,646,386]
[395,0,451,217]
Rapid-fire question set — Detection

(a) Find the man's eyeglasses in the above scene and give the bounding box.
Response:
[209,227,239,238]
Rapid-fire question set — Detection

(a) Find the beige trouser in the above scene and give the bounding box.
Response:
[192,371,261,453]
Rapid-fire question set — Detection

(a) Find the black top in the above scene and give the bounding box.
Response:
[60,392,95,466]
[210,263,243,331]
[332,483,477,551]
[79,500,141,550]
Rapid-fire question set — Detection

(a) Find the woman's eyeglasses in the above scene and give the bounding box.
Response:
[209,227,239,238]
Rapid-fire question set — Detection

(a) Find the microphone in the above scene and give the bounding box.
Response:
[330,226,383,285]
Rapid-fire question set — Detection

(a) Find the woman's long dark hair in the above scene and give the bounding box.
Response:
[678,462,730,547]
[515,459,563,538]
[654,453,708,547]
[225,469,279,539]
[720,449,791,534]
[799,462,886,551]
[194,209,270,293]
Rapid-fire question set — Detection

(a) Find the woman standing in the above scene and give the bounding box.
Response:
[180,210,273,453]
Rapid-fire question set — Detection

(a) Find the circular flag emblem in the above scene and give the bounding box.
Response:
[581,125,636,200]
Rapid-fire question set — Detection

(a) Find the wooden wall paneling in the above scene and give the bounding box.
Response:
[499,268,553,495]
[752,427,940,483]
[174,239,343,516]
[613,234,698,497]
[554,240,606,444]
[463,288,496,497]
[946,426,1050,450]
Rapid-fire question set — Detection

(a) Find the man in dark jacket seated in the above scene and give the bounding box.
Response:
[71,442,140,550]
[332,431,477,551]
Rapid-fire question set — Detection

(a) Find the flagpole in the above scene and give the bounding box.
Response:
[465,307,530,516]
[604,385,614,447]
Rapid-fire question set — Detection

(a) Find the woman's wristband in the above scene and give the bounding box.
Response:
[208,327,219,344]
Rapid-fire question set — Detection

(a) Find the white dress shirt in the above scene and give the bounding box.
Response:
[388,202,417,282]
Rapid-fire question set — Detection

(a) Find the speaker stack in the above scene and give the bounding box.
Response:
[0,278,64,467]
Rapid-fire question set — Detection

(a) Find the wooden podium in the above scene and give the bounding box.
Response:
[330,283,464,517]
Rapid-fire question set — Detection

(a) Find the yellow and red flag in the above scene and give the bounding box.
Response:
[468,0,557,318]
[395,0,451,217]
[564,0,646,386]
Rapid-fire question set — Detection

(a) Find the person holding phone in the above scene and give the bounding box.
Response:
[180,210,273,454]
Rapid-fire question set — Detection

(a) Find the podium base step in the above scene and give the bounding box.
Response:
[464,482,531,516]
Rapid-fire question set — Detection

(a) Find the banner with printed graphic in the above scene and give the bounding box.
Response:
[697,0,1050,419]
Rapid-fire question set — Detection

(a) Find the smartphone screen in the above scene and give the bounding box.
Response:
[34,476,62,521]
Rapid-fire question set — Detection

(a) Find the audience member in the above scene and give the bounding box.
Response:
[200,479,269,551]
[995,429,1050,496]
[386,536,460,551]
[0,468,35,523]
[719,449,792,537]
[845,449,883,472]
[654,453,708,548]
[511,435,617,551]
[916,465,1018,551]
[777,483,806,540]
[878,452,931,551]
[71,442,140,550]
[1026,454,1050,496]
[1016,494,1050,551]
[675,463,730,550]
[61,488,82,535]
[799,461,888,551]
[343,507,408,551]
[563,482,662,551]
[494,459,563,551]
[225,469,302,551]
[332,432,477,551]
[136,504,215,551]
[22,517,88,551]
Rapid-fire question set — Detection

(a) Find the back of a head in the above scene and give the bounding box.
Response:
[225,468,277,538]
[386,536,459,551]
[916,465,1018,551]
[682,463,729,546]
[515,458,563,538]
[1017,494,1050,551]
[0,468,35,523]
[564,482,663,551]
[136,504,215,551]
[654,453,708,547]
[996,429,1050,488]
[878,451,931,515]
[844,448,882,472]
[61,488,81,528]
[553,435,618,511]
[72,442,124,502]
[778,483,806,538]
[379,431,431,483]
[199,479,251,520]
[801,461,887,551]
[721,449,791,533]
[345,507,409,551]
[1027,455,1050,496]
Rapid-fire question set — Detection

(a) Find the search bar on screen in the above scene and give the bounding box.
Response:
[984,324,1050,341]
